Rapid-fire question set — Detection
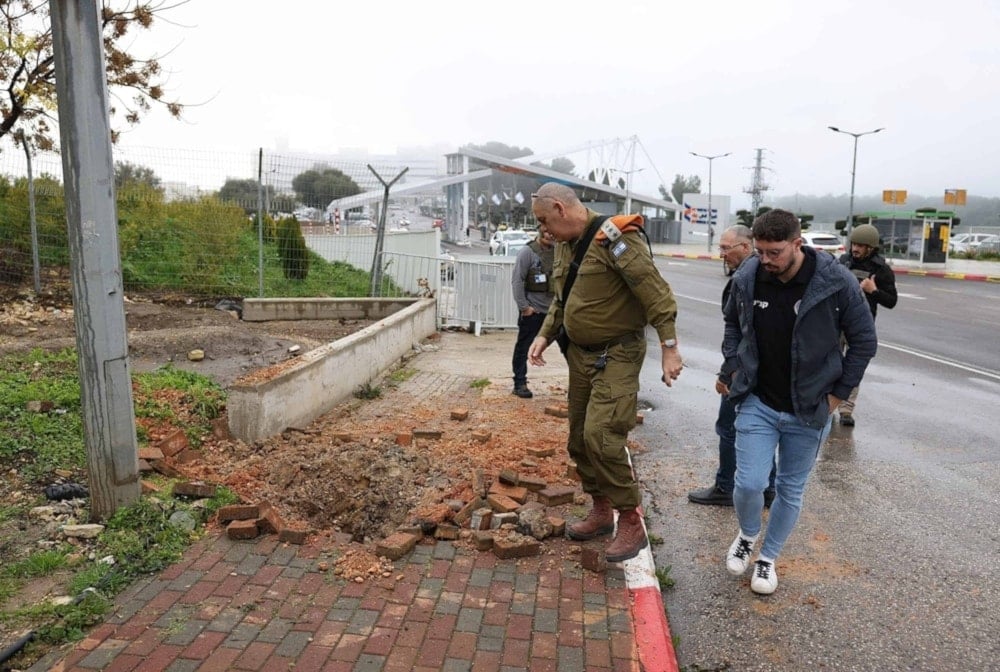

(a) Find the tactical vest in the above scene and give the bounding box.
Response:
[524,239,554,293]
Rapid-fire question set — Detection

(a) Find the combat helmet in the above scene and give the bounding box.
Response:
[849,224,880,248]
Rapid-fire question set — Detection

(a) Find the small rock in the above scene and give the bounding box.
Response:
[187,349,205,361]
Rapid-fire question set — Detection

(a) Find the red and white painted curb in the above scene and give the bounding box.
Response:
[622,514,679,672]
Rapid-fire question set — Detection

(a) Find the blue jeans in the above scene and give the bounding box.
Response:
[733,393,832,560]
[512,312,546,387]
[715,394,776,494]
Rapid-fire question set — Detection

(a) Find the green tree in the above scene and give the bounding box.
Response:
[277,216,309,280]
[736,206,772,227]
[291,168,361,208]
[549,157,575,175]
[662,175,701,204]
[218,178,272,215]
[114,161,161,191]
[1,2,183,151]
[461,141,533,160]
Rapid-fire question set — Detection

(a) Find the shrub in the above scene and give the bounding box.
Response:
[276,216,309,280]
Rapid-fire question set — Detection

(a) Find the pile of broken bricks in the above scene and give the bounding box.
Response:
[374,403,610,566]
[374,462,579,563]
[171,480,309,545]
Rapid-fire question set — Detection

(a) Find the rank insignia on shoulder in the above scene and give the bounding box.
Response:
[599,218,622,242]
[611,240,628,258]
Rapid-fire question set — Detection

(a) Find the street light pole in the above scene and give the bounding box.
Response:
[690,151,731,252]
[828,126,884,234]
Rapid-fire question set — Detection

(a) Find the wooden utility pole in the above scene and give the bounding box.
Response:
[49,0,140,520]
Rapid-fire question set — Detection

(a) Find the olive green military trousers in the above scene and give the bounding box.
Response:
[565,338,645,509]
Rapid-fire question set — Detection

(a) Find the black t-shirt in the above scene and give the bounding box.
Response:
[752,252,817,413]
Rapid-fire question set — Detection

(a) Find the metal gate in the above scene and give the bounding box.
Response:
[383,252,520,333]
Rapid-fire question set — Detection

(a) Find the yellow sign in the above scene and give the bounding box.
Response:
[944,189,967,206]
[882,189,907,205]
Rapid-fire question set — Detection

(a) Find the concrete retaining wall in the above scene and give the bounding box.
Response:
[242,297,422,322]
[227,298,437,443]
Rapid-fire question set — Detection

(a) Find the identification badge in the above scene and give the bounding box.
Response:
[534,273,547,283]
[611,240,628,258]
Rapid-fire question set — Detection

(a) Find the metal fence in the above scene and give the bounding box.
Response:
[0,142,446,299]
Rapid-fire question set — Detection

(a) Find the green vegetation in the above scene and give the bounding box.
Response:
[470,378,491,389]
[656,564,675,590]
[0,347,240,651]
[0,169,394,299]
[388,368,417,384]
[354,382,382,399]
[277,215,310,280]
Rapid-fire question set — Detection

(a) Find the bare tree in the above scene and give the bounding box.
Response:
[0,0,183,152]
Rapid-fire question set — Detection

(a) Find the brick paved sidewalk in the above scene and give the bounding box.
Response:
[31,531,639,672]
[27,331,672,672]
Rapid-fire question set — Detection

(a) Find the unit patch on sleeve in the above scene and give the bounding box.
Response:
[611,240,628,258]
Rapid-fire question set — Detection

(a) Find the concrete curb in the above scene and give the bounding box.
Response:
[624,513,680,672]
[891,267,1000,282]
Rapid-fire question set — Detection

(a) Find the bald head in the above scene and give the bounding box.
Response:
[531,182,588,241]
[533,182,580,205]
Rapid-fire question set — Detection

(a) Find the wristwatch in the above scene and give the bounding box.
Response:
[661,338,677,348]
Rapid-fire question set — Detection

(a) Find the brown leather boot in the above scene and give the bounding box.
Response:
[566,496,615,540]
[605,508,648,562]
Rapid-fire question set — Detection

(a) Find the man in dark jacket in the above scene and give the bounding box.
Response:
[688,225,776,507]
[836,223,898,426]
[721,209,876,595]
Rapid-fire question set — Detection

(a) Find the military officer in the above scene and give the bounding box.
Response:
[527,182,682,562]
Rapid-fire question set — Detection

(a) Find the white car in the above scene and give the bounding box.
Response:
[801,231,845,255]
[500,239,530,257]
[948,232,996,254]
[489,229,534,256]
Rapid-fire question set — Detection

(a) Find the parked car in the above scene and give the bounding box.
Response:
[800,231,845,255]
[973,235,1000,256]
[489,229,534,255]
[948,232,997,254]
[500,239,530,257]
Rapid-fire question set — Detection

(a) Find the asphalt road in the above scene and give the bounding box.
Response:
[631,258,999,671]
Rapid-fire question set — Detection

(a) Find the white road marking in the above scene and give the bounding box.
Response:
[880,341,1000,382]
[896,292,925,300]
[674,293,717,306]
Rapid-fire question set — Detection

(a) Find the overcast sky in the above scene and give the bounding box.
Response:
[117,0,999,209]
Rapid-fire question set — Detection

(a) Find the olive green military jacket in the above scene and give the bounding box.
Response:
[539,211,678,348]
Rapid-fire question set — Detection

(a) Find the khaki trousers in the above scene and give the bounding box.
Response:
[565,338,645,509]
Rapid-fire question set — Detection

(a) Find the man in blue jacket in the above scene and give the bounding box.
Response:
[721,209,877,595]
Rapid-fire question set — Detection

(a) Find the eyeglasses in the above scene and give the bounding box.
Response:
[754,244,792,259]
[718,243,746,253]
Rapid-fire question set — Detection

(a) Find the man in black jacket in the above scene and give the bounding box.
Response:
[836,224,898,426]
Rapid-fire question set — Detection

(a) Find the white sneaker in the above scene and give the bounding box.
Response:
[750,559,778,595]
[726,532,757,576]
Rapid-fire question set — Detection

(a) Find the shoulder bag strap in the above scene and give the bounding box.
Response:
[560,215,608,307]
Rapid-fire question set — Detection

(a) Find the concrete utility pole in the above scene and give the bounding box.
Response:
[49,0,140,520]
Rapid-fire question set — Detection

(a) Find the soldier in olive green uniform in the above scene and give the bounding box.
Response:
[528,183,683,562]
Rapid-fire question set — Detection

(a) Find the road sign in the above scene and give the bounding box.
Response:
[882,190,907,205]
[944,189,967,206]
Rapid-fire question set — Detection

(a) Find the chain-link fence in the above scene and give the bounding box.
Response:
[0,143,444,300]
